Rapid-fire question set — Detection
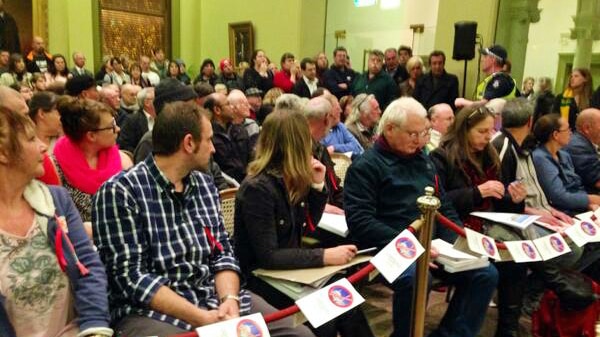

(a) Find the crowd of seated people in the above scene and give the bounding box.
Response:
[4,33,600,337]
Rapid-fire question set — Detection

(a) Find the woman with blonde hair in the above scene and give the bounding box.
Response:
[234,109,373,337]
[399,55,424,97]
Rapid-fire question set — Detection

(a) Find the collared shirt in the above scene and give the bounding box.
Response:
[143,109,155,131]
[92,156,251,330]
[303,75,318,96]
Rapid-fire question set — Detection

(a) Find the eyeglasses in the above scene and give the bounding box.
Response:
[403,127,431,140]
[92,118,117,133]
[556,128,571,133]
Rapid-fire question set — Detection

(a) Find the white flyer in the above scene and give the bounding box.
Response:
[295,278,365,328]
[370,229,425,283]
[503,240,543,263]
[564,219,600,246]
[464,228,502,260]
[195,313,270,337]
[532,234,571,261]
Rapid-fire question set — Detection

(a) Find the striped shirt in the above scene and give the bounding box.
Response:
[92,156,250,330]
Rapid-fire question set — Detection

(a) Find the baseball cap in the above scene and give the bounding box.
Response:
[480,44,507,63]
[154,78,198,114]
[245,87,263,97]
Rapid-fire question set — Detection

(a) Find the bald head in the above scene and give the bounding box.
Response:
[428,103,454,135]
[32,36,45,54]
[228,89,250,121]
[576,108,600,145]
[0,86,29,115]
[121,84,141,106]
[576,109,600,131]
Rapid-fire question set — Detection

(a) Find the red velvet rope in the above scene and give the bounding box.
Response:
[170,227,417,337]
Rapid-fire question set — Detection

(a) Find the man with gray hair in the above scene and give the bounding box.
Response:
[71,51,93,77]
[117,87,155,155]
[345,97,498,337]
[304,96,344,211]
[228,89,259,144]
[351,49,398,110]
[345,93,382,150]
[318,89,363,158]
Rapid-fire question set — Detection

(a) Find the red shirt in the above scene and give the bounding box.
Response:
[273,70,296,93]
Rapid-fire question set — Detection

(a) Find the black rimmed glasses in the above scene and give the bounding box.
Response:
[92,118,117,133]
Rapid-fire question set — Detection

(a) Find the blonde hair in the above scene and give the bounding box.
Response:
[263,87,284,105]
[248,108,313,204]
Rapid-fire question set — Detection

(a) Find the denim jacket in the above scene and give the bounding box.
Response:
[0,181,112,337]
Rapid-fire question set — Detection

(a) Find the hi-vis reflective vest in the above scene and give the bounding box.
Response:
[475,72,517,100]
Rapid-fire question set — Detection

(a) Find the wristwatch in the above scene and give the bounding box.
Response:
[220,294,240,304]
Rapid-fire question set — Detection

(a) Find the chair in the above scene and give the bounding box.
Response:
[330,153,352,186]
[219,187,238,237]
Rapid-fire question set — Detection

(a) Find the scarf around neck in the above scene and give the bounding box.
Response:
[53,136,121,194]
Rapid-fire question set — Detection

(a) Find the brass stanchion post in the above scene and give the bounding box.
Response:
[410,186,441,337]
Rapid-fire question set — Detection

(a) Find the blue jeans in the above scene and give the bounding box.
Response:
[387,262,498,337]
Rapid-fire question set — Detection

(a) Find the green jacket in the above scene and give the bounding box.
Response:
[351,70,398,110]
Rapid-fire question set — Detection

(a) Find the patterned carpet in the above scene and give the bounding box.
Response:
[361,283,532,337]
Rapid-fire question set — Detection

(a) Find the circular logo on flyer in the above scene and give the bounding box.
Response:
[395,237,417,259]
[550,236,565,252]
[581,221,597,236]
[236,319,263,337]
[521,242,536,259]
[481,237,496,256]
[328,285,354,308]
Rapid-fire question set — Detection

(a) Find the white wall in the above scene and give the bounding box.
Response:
[325,0,439,72]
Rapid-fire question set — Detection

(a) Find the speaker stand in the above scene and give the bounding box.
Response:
[462,59,468,98]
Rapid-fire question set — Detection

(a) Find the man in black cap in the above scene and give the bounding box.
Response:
[475,44,517,101]
[133,78,198,163]
[131,79,231,190]
[65,74,99,100]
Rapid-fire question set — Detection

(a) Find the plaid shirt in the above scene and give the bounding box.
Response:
[92,156,251,330]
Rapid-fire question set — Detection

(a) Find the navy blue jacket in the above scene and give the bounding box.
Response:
[344,141,461,249]
[564,131,600,193]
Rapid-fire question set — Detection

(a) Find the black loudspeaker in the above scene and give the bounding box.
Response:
[452,21,478,61]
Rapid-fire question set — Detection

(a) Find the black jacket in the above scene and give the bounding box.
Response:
[323,65,357,99]
[234,171,327,275]
[212,122,252,183]
[313,141,344,208]
[117,110,149,154]
[292,78,312,99]
[413,71,459,111]
[0,12,20,54]
[242,68,273,94]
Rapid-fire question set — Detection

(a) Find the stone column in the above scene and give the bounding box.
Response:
[495,0,541,87]
[571,0,600,69]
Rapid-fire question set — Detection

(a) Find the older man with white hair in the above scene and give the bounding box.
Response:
[344,97,498,337]
[117,87,155,155]
[426,103,455,150]
[345,93,382,150]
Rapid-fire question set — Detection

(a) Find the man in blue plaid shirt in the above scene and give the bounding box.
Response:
[93,101,314,337]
